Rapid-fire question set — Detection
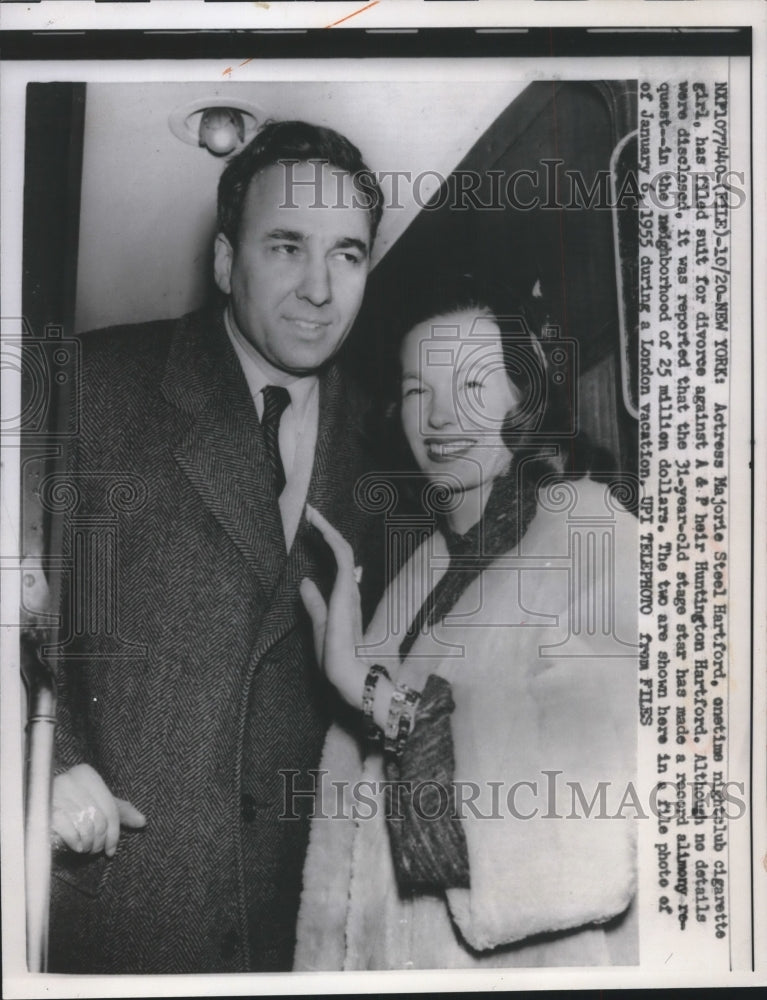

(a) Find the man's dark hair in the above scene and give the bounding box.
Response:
[217,119,384,245]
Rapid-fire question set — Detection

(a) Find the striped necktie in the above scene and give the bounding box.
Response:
[261,385,291,495]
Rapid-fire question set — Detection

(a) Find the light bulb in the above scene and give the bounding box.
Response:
[198,108,245,157]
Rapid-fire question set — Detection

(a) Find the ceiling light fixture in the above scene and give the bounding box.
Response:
[169,98,264,157]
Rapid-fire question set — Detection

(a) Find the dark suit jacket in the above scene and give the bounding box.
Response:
[48,308,379,973]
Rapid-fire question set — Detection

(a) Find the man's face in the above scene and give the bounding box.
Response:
[214,161,372,375]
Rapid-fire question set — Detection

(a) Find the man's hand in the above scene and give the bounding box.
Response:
[52,763,146,858]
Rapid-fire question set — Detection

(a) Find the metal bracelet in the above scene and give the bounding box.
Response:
[384,682,421,758]
[361,663,390,745]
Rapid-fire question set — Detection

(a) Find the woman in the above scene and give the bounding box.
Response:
[295,276,638,969]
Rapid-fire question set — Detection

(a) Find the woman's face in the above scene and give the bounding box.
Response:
[400,308,518,493]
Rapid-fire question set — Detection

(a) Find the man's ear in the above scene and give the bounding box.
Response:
[213,233,233,295]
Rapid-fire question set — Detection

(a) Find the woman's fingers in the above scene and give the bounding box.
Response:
[303,507,366,701]
[299,578,328,663]
[300,577,327,628]
[305,504,356,574]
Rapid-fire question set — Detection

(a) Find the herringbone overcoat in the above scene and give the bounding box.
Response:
[48,307,378,974]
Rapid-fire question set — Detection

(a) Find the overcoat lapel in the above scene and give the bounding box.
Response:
[306,364,351,517]
[250,363,355,660]
[160,310,286,597]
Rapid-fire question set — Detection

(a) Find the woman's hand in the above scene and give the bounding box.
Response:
[299,504,367,710]
[52,763,146,857]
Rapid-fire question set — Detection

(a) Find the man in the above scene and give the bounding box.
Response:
[47,121,384,973]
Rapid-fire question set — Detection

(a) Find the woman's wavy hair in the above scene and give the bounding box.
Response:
[375,272,563,475]
[370,271,624,498]
[362,270,634,567]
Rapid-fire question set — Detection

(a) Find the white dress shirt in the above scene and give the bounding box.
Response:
[224,308,319,549]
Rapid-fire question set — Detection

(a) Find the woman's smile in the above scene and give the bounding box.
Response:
[423,437,479,462]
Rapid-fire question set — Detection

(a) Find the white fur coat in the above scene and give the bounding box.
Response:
[294,479,638,970]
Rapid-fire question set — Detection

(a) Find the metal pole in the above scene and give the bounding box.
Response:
[20,631,57,974]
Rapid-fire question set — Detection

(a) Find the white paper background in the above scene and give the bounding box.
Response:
[1,2,764,996]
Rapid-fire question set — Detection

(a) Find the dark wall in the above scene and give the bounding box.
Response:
[23,83,86,344]
[21,83,86,576]
[346,80,638,478]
